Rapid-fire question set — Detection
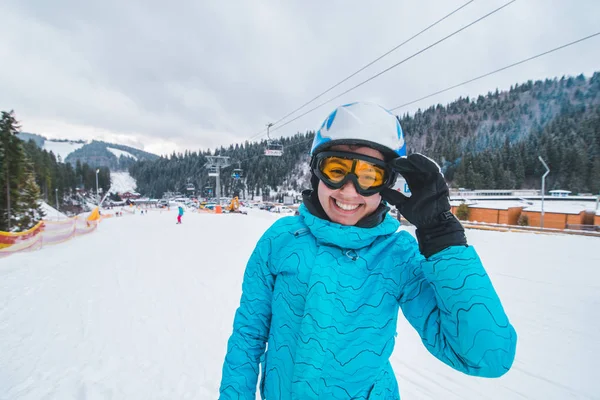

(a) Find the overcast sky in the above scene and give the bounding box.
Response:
[1,0,599,156]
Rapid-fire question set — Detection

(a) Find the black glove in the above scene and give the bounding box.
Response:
[381,153,467,258]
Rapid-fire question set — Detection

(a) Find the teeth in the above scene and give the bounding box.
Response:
[335,199,360,211]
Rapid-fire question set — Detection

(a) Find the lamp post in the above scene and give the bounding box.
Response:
[55,188,59,221]
[95,169,100,205]
[538,156,550,229]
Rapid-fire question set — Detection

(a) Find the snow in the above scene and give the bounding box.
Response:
[522,200,598,214]
[110,172,137,194]
[39,201,68,220]
[454,200,524,210]
[453,199,599,214]
[0,210,598,399]
[43,140,85,161]
[107,147,138,161]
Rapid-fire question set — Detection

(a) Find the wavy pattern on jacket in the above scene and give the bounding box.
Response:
[219,204,516,399]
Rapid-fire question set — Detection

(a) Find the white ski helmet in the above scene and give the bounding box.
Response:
[310,102,406,160]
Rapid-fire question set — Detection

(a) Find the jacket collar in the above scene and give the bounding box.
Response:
[298,203,400,249]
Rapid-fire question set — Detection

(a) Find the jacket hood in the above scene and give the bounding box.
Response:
[298,203,400,249]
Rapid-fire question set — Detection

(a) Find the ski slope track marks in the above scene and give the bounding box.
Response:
[0,210,598,399]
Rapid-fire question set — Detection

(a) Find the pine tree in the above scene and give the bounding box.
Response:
[17,164,45,230]
[0,111,26,231]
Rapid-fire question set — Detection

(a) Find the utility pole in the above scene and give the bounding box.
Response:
[95,169,100,205]
[538,156,550,229]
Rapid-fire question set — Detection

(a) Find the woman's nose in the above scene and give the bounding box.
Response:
[339,180,359,196]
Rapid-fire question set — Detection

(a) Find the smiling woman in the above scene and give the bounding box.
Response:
[316,145,388,226]
[219,102,517,400]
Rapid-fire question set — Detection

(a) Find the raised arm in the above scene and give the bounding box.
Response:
[399,240,517,377]
[382,154,517,376]
[219,236,274,399]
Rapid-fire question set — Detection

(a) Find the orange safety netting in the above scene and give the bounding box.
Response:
[87,207,101,221]
[0,209,104,258]
[0,221,45,249]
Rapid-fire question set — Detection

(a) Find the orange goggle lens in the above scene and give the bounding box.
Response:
[319,156,386,190]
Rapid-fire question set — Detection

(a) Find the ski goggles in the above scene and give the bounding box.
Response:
[311,151,395,196]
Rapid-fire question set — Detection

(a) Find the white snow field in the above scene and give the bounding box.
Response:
[43,140,85,161]
[38,201,68,221]
[109,172,137,194]
[0,210,598,399]
[107,148,138,161]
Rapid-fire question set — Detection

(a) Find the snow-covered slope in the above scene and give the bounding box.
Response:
[107,147,138,161]
[39,201,68,220]
[110,171,137,194]
[0,211,597,399]
[43,140,85,161]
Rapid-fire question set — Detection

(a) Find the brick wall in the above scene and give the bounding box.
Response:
[522,211,569,229]
[582,211,595,225]
[468,208,500,224]
[498,210,508,225]
[507,207,522,225]
[452,204,596,229]
[566,213,583,225]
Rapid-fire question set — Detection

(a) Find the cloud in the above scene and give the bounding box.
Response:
[1,0,599,155]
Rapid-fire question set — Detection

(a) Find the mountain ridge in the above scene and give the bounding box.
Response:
[130,71,600,197]
[16,133,159,170]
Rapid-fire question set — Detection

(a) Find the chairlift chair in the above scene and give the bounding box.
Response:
[232,168,243,179]
[264,122,283,157]
[264,140,283,157]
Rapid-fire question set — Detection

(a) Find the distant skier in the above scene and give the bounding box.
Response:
[219,102,517,399]
[177,205,184,224]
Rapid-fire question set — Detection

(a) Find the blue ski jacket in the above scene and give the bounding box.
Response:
[219,204,516,399]
[178,206,184,216]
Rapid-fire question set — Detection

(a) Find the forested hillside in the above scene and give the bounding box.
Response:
[130,72,600,198]
[1,111,111,232]
[130,133,314,199]
[401,72,600,193]
[65,140,159,171]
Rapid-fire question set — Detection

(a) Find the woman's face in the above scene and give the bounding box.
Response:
[317,145,385,226]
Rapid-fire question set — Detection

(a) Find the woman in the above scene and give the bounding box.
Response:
[219,102,517,399]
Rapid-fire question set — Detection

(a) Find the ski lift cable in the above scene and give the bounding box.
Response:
[389,31,600,111]
[197,31,600,172]
[271,32,600,150]
[223,136,315,168]
[246,0,477,142]
[253,0,517,140]
[246,0,476,142]
[257,31,600,152]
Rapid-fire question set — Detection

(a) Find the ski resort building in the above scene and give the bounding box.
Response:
[450,199,600,231]
[120,191,141,200]
[450,189,540,197]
